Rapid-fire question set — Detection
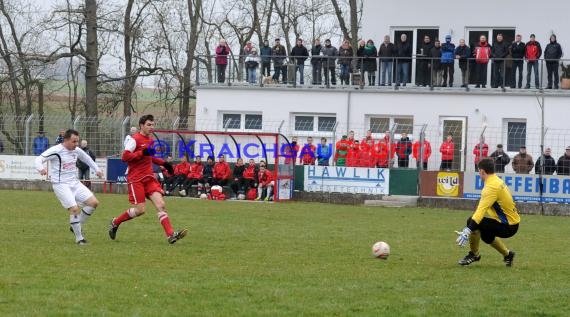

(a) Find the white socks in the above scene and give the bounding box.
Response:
[79,206,95,224]
[69,214,84,242]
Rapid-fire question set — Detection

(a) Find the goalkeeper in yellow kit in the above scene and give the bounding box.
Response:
[455,158,520,267]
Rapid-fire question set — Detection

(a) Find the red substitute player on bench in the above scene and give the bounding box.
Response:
[109,114,188,244]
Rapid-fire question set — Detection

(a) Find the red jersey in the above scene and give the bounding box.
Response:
[243,164,257,180]
[122,133,164,183]
[213,162,231,180]
[300,144,317,165]
[440,140,455,161]
[187,162,204,179]
[173,161,191,176]
[258,169,273,186]
[413,140,432,161]
[284,144,299,164]
[473,143,489,164]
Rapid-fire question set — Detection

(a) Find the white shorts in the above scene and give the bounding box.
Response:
[52,182,94,209]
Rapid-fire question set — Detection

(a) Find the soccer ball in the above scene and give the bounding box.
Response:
[372,241,390,259]
[200,193,208,199]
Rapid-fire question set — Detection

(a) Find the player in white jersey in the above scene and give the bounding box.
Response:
[35,129,104,245]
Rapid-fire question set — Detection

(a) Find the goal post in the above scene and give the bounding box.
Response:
[152,129,295,201]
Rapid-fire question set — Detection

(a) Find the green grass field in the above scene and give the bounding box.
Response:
[1,190,569,317]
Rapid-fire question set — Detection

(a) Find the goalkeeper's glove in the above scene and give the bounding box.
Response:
[163,162,174,175]
[455,227,472,247]
[142,147,155,156]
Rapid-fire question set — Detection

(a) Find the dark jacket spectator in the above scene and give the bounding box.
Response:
[454,44,471,67]
[544,36,563,61]
[290,43,309,65]
[491,40,509,60]
[429,44,442,70]
[378,41,396,60]
[260,43,272,64]
[33,132,50,155]
[311,43,323,64]
[362,41,378,72]
[441,38,455,65]
[512,148,534,174]
[397,39,412,64]
[272,42,287,66]
[535,150,557,175]
[321,41,338,66]
[511,41,526,60]
[557,147,570,175]
[489,145,510,173]
[338,45,354,66]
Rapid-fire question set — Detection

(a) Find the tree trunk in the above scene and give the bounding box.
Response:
[84,0,99,151]
[180,0,202,130]
[123,0,134,118]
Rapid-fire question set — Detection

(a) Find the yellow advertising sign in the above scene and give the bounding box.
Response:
[437,172,460,197]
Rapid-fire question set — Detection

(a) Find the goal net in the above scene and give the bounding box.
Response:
[152,129,294,201]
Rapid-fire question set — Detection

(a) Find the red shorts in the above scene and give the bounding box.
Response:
[128,177,164,204]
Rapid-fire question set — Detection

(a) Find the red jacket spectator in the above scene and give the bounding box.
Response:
[440,139,455,161]
[174,161,191,176]
[473,142,489,164]
[213,160,231,180]
[525,39,542,62]
[300,144,317,165]
[283,142,299,165]
[334,139,350,166]
[413,140,432,162]
[243,163,257,180]
[357,146,376,167]
[187,161,203,179]
[258,169,273,187]
[215,42,230,65]
[373,142,391,168]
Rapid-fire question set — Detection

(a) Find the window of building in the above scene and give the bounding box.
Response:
[505,120,526,152]
[293,114,337,133]
[318,117,336,132]
[295,116,314,131]
[221,113,262,131]
[369,116,414,134]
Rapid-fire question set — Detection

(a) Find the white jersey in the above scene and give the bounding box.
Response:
[35,144,101,184]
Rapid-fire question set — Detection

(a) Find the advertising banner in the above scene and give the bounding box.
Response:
[419,171,464,197]
[0,155,45,180]
[304,165,390,195]
[463,172,570,203]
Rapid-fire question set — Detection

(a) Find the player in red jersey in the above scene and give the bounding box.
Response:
[108,114,187,244]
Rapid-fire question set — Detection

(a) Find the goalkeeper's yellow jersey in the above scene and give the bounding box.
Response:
[472,174,520,225]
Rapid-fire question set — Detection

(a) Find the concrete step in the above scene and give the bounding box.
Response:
[364,200,417,208]
[382,195,419,203]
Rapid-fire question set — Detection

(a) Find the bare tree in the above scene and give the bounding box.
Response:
[330,0,361,51]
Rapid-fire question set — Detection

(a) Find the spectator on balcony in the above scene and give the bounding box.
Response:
[473,136,489,171]
[455,39,471,88]
[378,35,395,86]
[244,41,254,57]
[524,34,542,89]
[534,147,557,175]
[290,38,309,85]
[33,131,49,155]
[395,33,412,87]
[441,35,455,87]
[396,132,412,168]
[439,133,455,171]
[473,35,491,88]
[491,34,508,88]
[413,138,431,170]
[311,39,323,85]
[417,35,434,87]
[272,38,287,83]
[338,40,354,86]
[510,34,526,89]
[245,48,260,84]
[362,39,378,86]
[556,146,570,176]
[215,39,230,83]
[322,39,338,85]
[429,40,443,87]
[0,136,4,153]
[55,129,65,144]
[489,144,510,173]
[544,34,563,90]
[356,39,365,75]
[512,146,534,174]
[260,40,272,78]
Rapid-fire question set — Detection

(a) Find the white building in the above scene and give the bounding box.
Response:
[194,0,570,172]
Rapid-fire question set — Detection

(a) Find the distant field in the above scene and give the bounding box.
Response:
[1,190,569,316]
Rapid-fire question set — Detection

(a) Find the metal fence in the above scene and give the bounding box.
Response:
[1,113,568,174]
[194,54,570,92]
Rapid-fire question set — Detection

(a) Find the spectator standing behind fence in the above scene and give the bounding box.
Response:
[455,39,471,88]
[525,34,542,89]
[544,34,563,90]
[413,138,431,170]
[417,35,434,87]
[362,39,378,86]
[317,137,331,166]
[245,48,260,84]
[491,34,508,88]
[396,34,412,87]
[77,140,96,189]
[311,39,323,85]
[396,132,412,168]
[215,39,230,83]
[535,147,557,175]
[557,146,570,175]
[473,136,489,171]
[33,131,49,155]
[322,39,338,85]
[429,40,443,87]
[55,129,65,144]
[439,133,454,170]
[474,35,491,88]
[334,135,349,167]
[0,136,4,153]
[441,35,455,87]
[260,40,272,78]
[272,38,287,83]
[356,39,365,75]
[300,136,317,165]
[338,40,353,86]
[378,35,395,86]
[512,146,534,174]
[291,38,309,85]
[489,144,510,173]
[510,35,526,89]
